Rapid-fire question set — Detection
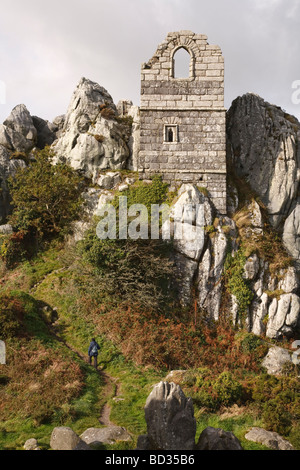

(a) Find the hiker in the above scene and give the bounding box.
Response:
[88,338,100,369]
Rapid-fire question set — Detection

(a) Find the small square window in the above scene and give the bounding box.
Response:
[164,125,178,143]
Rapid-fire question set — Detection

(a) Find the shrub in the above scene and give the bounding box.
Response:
[99,104,116,120]
[93,306,205,370]
[2,147,84,266]
[0,292,25,339]
[212,371,243,407]
[92,134,105,143]
[263,399,292,435]
[79,232,176,313]
[0,230,34,268]
[240,333,263,353]
[112,174,169,215]
[8,147,83,241]
[289,423,300,449]
[192,370,243,411]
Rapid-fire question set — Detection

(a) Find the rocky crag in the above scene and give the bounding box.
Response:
[1,77,300,346]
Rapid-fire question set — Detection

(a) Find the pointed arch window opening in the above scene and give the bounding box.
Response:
[172,47,193,79]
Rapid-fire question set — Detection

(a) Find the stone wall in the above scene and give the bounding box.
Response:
[138,31,227,214]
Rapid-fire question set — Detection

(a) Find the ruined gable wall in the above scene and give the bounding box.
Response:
[138,31,227,214]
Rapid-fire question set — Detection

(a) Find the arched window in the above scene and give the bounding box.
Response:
[173,47,191,79]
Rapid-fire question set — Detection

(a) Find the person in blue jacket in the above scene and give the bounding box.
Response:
[88,338,100,369]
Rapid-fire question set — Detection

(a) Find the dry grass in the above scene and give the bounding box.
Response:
[0,339,85,425]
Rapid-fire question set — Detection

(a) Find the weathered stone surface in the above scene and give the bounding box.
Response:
[93,191,115,216]
[197,226,228,321]
[97,171,121,189]
[51,77,130,181]
[0,340,6,365]
[80,426,131,446]
[81,187,103,215]
[251,293,269,336]
[171,184,213,261]
[172,252,198,306]
[282,203,300,260]
[118,183,129,192]
[243,254,260,281]
[245,427,294,450]
[24,438,40,450]
[261,346,292,375]
[136,434,151,450]
[52,114,65,138]
[1,104,37,152]
[144,381,196,450]
[68,220,91,243]
[0,223,13,234]
[266,294,300,339]
[195,426,243,450]
[278,266,299,293]
[32,115,57,148]
[50,426,84,450]
[227,93,300,230]
[117,100,140,171]
[138,31,226,214]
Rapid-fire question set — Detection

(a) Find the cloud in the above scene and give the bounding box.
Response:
[0,0,299,123]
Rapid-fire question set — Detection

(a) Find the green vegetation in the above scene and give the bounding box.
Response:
[112,174,170,214]
[79,232,175,313]
[224,246,254,322]
[1,147,83,268]
[0,160,299,451]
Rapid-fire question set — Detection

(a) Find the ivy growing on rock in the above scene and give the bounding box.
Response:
[224,246,254,323]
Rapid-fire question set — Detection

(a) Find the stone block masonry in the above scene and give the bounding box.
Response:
[138,31,227,214]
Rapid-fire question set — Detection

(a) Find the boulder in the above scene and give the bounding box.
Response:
[245,427,294,450]
[24,438,40,450]
[50,426,90,450]
[261,346,292,375]
[1,104,37,152]
[144,381,196,450]
[195,426,243,450]
[80,426,131,447]
[117,183,129,192]
[136,434,151,450]
[266,293,300,339]
[97,171,121,189]
[51,77,130,181]
[0,224,13,234]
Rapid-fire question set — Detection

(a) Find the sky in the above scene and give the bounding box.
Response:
[0,0,300,123]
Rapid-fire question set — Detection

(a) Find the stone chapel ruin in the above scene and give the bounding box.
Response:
[138,31,227,214]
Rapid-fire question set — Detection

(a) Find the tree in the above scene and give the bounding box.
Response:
[1,148,84,267]
[8,147,84,240]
